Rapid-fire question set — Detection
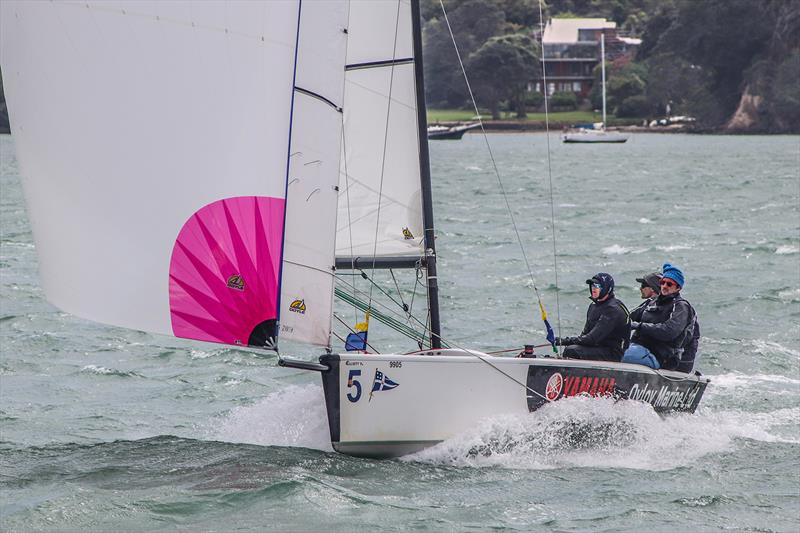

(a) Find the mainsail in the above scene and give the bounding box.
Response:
[0,1,347,348]
[337,0,425,260]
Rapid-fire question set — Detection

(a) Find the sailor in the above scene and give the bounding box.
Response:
[622,263,698,371]
[677,314,701,373]
[555,273,631,362]
[635,271,662,302]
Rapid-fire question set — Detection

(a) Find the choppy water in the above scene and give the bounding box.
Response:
[1,133,799,532]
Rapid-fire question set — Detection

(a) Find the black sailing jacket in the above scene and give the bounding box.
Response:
[561,295,631,357]
[631,292,696,369]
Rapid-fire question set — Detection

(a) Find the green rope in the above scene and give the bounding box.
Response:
[334,287,450,349]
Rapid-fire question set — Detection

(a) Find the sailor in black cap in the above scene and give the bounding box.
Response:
[636,271,662,301]
[555,273,631,362]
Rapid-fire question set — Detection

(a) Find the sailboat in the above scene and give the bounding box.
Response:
[562,33,630,143]
[1,0,704,459]
[427,122,480,140]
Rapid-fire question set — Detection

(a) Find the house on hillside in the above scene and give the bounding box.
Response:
[536,18,641,98]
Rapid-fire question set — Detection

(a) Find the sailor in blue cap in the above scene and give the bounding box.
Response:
[622,263,699,372]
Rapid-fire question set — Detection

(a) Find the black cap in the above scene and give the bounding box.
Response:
[586,273,614,301]
[636,272,662,292]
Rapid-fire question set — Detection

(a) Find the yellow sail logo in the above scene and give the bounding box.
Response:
[289,299,306,314]
[226,274,245,291]
[402,227,414,239]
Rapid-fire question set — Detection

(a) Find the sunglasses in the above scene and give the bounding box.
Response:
[660,279,677,288]
[591,283,602,289]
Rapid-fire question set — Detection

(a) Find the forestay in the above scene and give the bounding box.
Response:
[337,0,425,260]
[0,1,347,348]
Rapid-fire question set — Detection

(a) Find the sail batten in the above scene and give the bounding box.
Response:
[346,58,414,71]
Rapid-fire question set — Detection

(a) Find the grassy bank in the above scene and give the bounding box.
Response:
[427,108,639,126]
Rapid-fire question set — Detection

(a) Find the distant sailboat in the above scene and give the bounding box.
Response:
[427,122,480,140]
[563,33,629,143]
[2,0,703,460]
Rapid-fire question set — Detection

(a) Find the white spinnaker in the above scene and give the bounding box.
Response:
[1,0,346,346]
[280,2,348,346]
[336,0,425,259]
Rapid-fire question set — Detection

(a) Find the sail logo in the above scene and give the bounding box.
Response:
[226,274,245,291]
[289,299,306,314]
[402,227,414,239]
[545,372,564,401]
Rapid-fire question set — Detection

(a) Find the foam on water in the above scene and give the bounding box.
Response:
[602,244,632,255]
[710,371,800,389]
[405,395,798,471]
[209,384,332,452]
[656,244,692,252]
[775,245,799,255]
[777,288,800,302]
[201,370,798,470]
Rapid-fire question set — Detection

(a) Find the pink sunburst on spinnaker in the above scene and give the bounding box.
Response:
[169,196,285,347]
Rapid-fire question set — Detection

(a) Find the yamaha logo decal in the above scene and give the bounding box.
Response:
[545,372,564,401]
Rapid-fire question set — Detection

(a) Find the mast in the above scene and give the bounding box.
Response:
[410,0,442,349]
[600,33,607,129]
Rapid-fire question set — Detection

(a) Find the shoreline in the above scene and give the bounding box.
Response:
[428,120,797,134]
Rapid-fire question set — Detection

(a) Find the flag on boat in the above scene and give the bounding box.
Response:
[539,301,558,354]
[345,311,370,351]
[369,369,399,401]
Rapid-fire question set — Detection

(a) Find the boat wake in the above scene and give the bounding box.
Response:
[406,389,799,470]
[204,373,797,469]
[208,384,333,452]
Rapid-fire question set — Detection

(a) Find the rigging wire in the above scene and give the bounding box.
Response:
[334,271,434,341]
[536,0,563,346]
[366,0,403,316]
[438,0,561,349]
[340,0,359,329]
[333,313,381,353]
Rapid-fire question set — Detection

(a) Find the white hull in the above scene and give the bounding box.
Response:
[562,131,630,143]
[308,350,708,458]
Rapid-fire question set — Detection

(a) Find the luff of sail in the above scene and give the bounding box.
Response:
[0,1,348,349]
[337,0,425,260]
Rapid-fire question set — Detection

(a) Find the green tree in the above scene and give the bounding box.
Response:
[466,33,540,119]
[589,59,647,115]
[645,0,774,126]
[422,0,506,107]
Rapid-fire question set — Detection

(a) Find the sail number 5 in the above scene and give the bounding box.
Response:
[346,369,362,403]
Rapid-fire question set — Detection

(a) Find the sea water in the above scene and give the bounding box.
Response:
[1,133,798,532]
